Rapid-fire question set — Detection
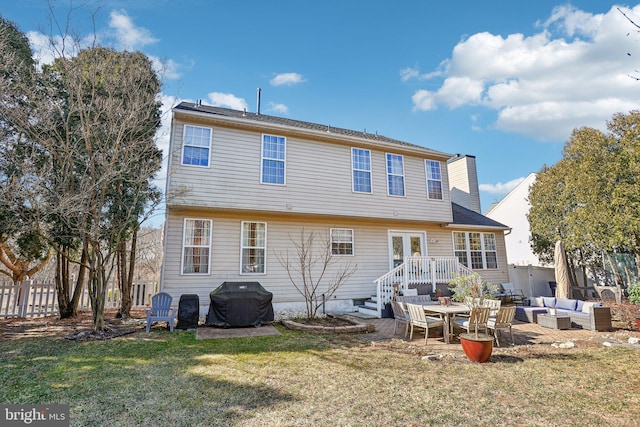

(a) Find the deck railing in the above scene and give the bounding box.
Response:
[372,256,474,317]
[0,279,158,318]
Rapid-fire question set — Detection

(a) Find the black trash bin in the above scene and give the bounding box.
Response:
[548,281,557,297]
[176,294,199,330]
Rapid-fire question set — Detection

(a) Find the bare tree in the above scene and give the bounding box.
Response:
[133,227,164,281]
[0,13,162,330]
[276,229,357,319]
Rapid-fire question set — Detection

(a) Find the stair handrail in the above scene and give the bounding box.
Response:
[372,257,475,318]
[373,263,406,317]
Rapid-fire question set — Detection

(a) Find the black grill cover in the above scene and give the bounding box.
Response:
[177,294,199,330]
[205,282,274,327]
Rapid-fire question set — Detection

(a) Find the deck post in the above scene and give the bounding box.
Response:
[431,258,437,293]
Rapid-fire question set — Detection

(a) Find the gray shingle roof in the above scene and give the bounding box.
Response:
[451,203,508,228]
[174,101,451,156]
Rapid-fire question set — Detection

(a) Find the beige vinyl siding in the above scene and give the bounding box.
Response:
[161,210,508,305]
[448,156,481,213]
[167,119,452,223]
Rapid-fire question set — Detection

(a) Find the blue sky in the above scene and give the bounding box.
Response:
[2,1,639,225]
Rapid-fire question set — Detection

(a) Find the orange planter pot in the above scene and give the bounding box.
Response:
[459,333,494,363]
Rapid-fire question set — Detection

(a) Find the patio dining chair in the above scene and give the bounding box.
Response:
[483,299,501,317]
[452,306,490,336]
[406,303,444,345]
[390,300,410,338]
[146,292,176,333]
[487,306,516,346]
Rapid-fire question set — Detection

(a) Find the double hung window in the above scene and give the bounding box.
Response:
[352,148,372,193]
[386,153,405,196]
[330,228,354,255]
[241,222,266,274]
[453,231,498,270]
[425,160,443,200]
[261,134,286,185]
[182,125,211,167]
[182,219,212,274]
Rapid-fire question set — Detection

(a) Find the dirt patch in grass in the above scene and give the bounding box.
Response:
[288,316,356,327]
[606,300,640,329]
[0,309,147,341]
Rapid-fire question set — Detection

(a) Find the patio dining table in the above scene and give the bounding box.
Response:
[422,303,470,344]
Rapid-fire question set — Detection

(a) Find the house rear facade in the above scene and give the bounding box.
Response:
[160,102,509,316]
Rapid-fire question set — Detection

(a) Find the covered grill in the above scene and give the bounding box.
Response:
[205,282,274,327]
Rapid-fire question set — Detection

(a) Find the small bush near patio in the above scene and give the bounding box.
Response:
[1,315,639,426]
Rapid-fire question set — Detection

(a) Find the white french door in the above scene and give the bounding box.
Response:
[388,231,426,269]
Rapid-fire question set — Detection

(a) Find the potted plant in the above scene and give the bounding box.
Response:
[448,273,499,363]
[627,281,640,330]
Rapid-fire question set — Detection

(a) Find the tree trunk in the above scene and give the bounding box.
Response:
[55,249,73,318]
[116,229,137,319]
[56,241,88,319]
[87,242,108,332]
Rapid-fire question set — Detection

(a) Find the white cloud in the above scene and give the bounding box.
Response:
[270,72,306,86]
[148,55,181,80]
[479,177,526,195]
[26,31,89,67]
[207,92,248,110]
[407,4,640,141]
[267,102,289,114]
[109,10,158,50]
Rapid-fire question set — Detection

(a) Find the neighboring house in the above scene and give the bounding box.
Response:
[160,102,510,317]
[485,173,557,297]
[485,173,544,267]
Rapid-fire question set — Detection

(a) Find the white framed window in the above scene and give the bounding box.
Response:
[181,219,212,274]
[182,125,212,167]
[425,159,443,200]
[386,153,405,196]
[351,148,372,193]
[453,231,498,270]
[261,134,286,185]
[331,228,354,256]
[241,221,266,274]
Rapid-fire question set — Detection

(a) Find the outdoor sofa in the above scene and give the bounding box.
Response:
[515,297,612,331]
[395,295,437,305]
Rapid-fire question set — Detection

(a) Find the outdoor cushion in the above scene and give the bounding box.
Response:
[581,301,602,313]
[542,297,556,308]
[531,297,545,307]
[555,309,571,316]
[576,300,585,312]
[403,288,418,296]
[556,299,578,311]
[570,311,589,318]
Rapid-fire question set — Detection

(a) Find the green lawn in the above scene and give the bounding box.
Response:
[1,326,639,426]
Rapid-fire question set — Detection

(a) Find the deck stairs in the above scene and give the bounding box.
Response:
[357,295,381,318]
[356,256,474,318]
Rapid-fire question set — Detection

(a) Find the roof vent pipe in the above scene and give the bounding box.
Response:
[256,88,261,115]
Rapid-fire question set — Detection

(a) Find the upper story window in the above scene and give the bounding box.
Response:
[261,134,286,185]
[425,160,443,200]
[182,125,211,167]
[331,228,354,256]
[453,231,498,270]
[351,148,372,193]
[241,221,266,274]
[182,218,212,274]
[386,153,405,196]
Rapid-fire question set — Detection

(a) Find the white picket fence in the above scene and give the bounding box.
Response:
[0,279,158,318]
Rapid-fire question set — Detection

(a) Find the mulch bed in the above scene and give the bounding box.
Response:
[0,310,148,342]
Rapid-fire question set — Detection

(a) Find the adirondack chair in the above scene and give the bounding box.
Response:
[146,292,176,333]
